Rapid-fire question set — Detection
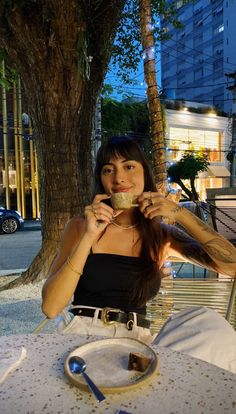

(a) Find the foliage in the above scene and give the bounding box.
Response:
[161,99,227,117]
[0,1,182,88]
[102,97,148,137]
[0,49,17,89]
[101,97,169,166]
[167,152,210,200]
[110,0,182,83]
[168,152,210,182]
[101,97,152,153]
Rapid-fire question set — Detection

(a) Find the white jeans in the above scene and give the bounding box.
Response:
[57,305,155,345]
[58,305,236,373]
[153,306,236,374]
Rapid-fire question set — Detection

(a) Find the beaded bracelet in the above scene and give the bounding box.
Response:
[66,256,83,276]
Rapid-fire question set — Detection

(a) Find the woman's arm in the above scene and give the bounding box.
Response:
[42,194,115,318]
[172,207,236,276]
[138,193,236,277]
[42,217,93,318]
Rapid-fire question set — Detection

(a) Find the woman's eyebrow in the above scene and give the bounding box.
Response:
[102,159,135,166]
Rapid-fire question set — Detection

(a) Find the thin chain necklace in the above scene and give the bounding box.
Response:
[111,221,138,230]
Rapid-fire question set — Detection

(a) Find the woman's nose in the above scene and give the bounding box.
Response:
[113,169,125,183]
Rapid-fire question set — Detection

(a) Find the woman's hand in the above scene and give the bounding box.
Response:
[138,191,183,223]
[84,194,122,239]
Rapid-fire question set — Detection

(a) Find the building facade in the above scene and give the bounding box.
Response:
[165,106,231,199]
[161,0,236,113]
[0,80,39,219]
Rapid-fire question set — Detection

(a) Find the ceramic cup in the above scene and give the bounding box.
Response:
[111,192,138,210]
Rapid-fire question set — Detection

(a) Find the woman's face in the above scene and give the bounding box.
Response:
[100,156,145,197]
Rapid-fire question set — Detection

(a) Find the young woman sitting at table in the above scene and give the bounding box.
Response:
[42,136,236,373]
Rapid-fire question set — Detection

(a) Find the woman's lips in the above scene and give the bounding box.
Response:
[112,188,132,193]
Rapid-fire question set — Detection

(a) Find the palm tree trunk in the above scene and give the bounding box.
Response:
[138,0,166,189]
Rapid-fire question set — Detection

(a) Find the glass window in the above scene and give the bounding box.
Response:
[194,67,203,80]
[213,58,223,72]
[194,34,203,47]
[214,24,224,35]
[169,127,221,162]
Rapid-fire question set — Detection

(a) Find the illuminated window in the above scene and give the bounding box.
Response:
[169,127,221,162]
[214,24,224,35]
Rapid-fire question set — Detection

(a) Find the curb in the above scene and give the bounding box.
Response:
[0,269,26,276]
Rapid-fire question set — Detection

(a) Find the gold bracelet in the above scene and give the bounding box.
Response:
[66,257,83,276]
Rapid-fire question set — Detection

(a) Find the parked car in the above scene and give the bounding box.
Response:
[0,206,24,234]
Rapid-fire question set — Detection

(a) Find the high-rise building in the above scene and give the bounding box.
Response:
[160,0,236,114]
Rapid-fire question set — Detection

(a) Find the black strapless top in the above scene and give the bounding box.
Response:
[73,253,150,314]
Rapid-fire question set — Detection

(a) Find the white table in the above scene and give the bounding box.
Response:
[0,334,235,414]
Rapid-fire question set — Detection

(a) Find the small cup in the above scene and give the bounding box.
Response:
[111,192,138,210]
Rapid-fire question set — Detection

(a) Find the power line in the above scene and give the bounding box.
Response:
[107,84,236,103]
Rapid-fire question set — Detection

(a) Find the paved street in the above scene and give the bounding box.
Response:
[0,221,42,275]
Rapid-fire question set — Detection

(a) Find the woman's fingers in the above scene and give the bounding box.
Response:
[139,192,163,215]
[86,194,120,225]
[138,192,180,220]
[86,205,111,224]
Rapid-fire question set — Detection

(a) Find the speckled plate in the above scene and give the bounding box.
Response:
[64,337,159,393]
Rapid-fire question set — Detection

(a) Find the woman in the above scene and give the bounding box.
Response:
[42,136,236,371]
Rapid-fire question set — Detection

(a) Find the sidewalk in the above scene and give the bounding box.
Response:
[0,269,26,276]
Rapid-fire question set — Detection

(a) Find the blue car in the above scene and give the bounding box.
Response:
[0,206,24,234]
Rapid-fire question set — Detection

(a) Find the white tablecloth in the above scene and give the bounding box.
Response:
[0,333,235,414]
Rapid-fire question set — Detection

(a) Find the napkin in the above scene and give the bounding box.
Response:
[0,347,27,385]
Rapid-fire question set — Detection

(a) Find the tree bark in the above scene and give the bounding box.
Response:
[190,177,199,200]
[0,0,125,290]
[138,0,167,188]
[176,179,193,200]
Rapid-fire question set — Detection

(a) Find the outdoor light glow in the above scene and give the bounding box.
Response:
[142,47,155,61]
[146,23,154,31]
[208,110,217,117]
[172,271,177,278]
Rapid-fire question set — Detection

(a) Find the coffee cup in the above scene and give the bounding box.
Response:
[111,192,138,210]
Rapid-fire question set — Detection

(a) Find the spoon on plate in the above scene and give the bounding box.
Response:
[68,356,106,402]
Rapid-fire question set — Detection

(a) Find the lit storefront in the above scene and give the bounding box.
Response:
[165,108,231,200]
[0,79,39,219]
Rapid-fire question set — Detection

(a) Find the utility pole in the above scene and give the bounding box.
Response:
[226,72,236,187]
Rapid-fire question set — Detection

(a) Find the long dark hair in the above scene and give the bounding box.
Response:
[93,136,164,306]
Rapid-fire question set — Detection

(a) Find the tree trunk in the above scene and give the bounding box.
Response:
[0,0,125,291]
[176,179,193,200]
[190,177,199,200]
[138,0,166,189]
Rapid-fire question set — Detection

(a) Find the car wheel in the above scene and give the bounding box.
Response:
[1,217,19,234]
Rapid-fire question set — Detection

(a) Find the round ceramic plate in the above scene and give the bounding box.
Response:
[64,337,159,393]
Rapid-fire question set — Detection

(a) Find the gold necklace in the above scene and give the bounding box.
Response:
[111,221,138,230]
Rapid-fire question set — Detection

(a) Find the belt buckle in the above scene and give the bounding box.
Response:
[101,307,121,325]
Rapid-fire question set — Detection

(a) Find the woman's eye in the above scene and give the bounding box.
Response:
[126,164,135,170]
[102,167,114,175]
